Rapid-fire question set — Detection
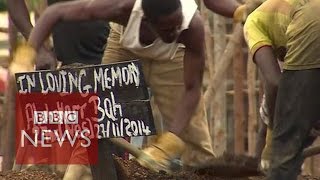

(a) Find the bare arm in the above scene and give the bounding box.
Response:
[7,0,33,39]
[254,46,281,126]
[169,14,205,135]
[28,0,131,51]
[203,0,240,17]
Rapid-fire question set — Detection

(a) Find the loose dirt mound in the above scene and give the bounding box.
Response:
[114,154,260,180]
[113,154,320,180]
[1,155,320,179]
[194,153,261,177]
[0,170,60,180]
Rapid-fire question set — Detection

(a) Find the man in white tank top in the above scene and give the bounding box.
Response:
[13,0,253,174]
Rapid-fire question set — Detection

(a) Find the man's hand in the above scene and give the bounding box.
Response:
[9,44,36,76]
[36,47,57,70]
[136,132,185,173]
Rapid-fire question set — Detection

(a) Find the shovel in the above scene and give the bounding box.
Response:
[109,138,182,172]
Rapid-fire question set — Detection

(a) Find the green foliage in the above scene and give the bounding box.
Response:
[27,0,43,11]
[0,0,6,11]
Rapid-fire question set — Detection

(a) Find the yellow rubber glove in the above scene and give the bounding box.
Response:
[136,132,185,173]
[9,44,36,76]
[233,0,265,22]
[233,4,247,23]
[260,128,272,173]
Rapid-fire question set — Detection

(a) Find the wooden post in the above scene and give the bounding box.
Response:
[233,36,245,155]
[203,23,243,154]
[247,55,258,156]
[204,23,243,107]
[212,14,227,156]
[200,4,215,148]
[2,16,17,171]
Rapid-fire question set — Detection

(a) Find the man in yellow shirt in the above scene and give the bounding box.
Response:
[246,0,320,179]
[267,0,320,179]
[244,0,295,171]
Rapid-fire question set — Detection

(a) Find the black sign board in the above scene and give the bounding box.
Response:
[15,60,156,138]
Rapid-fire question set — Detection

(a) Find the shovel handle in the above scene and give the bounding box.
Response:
[109,138,143,158]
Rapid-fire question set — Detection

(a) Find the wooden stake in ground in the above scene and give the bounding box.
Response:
[247,55,258,156]
[233,35,245,155]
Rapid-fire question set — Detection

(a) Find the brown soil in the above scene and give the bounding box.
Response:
[1,155,320,180]
[113,154,320,180]
[0,170,60,180]
[113,154,261,180]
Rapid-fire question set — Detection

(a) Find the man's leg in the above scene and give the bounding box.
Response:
[148,50,215,167]
[267,70,320,180]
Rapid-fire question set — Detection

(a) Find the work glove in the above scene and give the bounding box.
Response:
[233,4,247,22]
[260,128,272,173]
[259,94,270,126]
[9,44,36,76]
[136,132,186,173]
[233,0,265,22]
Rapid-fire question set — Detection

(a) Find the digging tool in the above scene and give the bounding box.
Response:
[303,145,320,159]
[109,138,182,172]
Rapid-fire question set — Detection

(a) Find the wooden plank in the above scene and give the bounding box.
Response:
[89,139,118,180]
[0,27,8,33]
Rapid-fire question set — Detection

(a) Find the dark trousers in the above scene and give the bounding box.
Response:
[267,69,320,180]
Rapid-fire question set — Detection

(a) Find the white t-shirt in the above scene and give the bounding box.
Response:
[120,0,198,61]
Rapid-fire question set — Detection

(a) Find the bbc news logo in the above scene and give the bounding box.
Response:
[22,110,89,149]
[16,93,98,165]
[34,111,78,125]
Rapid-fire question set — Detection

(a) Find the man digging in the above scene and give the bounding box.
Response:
[244,1,320,178]
[10,0,254,174]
